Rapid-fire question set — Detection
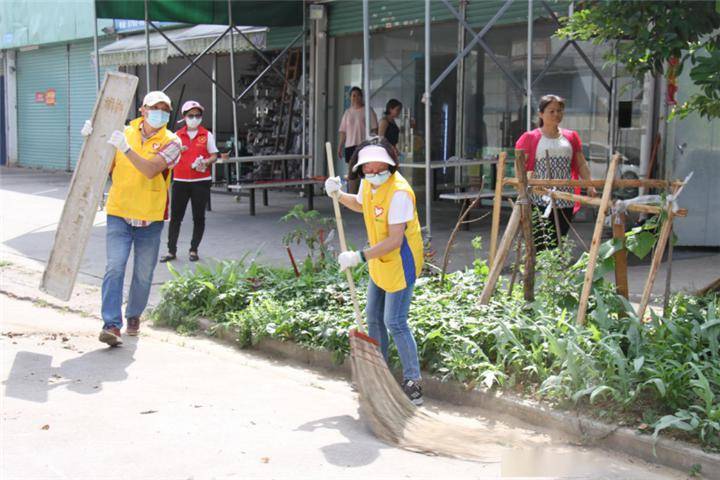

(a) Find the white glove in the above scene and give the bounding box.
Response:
[108,130,130,153]
[192,156,208,172]
[81,120,93,137]
[325,176,343,199]
[338,251,363,271]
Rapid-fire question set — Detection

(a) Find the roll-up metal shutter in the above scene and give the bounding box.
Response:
[17,44,69,169]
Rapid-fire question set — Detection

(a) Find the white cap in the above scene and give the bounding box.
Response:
[143,91,172,109]
[181,100,204,114]
[352,145,396,171]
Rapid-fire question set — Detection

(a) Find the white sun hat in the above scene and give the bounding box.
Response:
[351,144,396,171]
[142,91,172,110]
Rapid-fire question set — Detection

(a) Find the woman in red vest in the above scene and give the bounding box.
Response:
[160,101,218,262]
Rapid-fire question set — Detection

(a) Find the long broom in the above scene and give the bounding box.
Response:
[325,142,508,462]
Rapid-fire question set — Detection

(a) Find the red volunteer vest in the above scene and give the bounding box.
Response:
[174,125,211,180]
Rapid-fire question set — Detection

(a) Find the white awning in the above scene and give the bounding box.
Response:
[98,25,267,67]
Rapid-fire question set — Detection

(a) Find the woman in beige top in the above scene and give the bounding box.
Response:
[338,87,378,193]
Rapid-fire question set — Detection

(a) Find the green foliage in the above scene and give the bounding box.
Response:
[280,204,335,269]
[557,1,720,120]
[151,254,720,450]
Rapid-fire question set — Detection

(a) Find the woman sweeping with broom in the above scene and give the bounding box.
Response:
[325,137,424,406]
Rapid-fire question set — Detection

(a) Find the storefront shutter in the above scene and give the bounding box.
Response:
[17,44,69,170]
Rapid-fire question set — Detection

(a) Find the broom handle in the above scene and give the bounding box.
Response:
[325,142,366,331]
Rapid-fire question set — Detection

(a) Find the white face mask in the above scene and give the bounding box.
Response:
[365,170,391,187]
[185,117,202,129]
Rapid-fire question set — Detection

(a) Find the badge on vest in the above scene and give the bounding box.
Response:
[374,206,384,218]
[152,142,160,150]
[197,136,207,144]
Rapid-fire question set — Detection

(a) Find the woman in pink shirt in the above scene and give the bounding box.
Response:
[338,87,378,193]
[514,94,595,249]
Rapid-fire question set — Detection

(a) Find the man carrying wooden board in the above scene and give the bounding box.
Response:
[82,91,181,346]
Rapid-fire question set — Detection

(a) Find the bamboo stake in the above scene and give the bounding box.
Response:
[532,188,688,217]
[638,209,675,320]
[489,152,507,268]
[504,178,682,189]
[612,213,629,299]
[507,233,522,295]
[325,142,364,330]
[479,204,522,304]
[514,152,535,302]
[577,154,621,325]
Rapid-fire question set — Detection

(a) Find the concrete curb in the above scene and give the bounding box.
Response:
[197,317,720,478]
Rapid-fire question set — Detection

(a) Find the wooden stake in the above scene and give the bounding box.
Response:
[577,154,621,325]
[515,152,535,302]
[504,178,682,190]
[638,209,675,320]
[489,152,507,268]
[532,188,688,217]
[612,213,629,299]
[479,204,521,304]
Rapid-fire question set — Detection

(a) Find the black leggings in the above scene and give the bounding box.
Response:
[167,180,211,254]
[532,205,574,251]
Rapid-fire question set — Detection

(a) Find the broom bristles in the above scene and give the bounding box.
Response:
[350,330,508,462]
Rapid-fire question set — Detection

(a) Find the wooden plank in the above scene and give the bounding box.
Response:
[479,204,521,304]
[514,152,535,302]
[40,72,139,301]
[504,178,682,189]
[637,210,675,320]
[577,154,621,325]
[613,213,629,299]
[489,152,507,268]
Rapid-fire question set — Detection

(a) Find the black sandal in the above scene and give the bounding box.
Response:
[159,253,176,263]
[189,251,199,262]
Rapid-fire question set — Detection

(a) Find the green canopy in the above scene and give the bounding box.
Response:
[95,0,302,27]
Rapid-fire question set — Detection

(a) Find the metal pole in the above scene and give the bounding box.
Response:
[362,0,371,138]
[92,0,100,91]
[302,0,307,177]
[144,0,151,92]
[425,0,432,238]
[609,44,618,161]
[228,0,239,158]
[526,0,533,131]
[66,44,71,171]
[212,54,218,183]
[454,0,467,191]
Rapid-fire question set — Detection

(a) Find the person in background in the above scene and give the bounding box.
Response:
[514,94,596,250]
[82,91,181,346]
[160,100,218,263]
[338,87,378,194]
[324,137,424,406]
[378,98,402,155]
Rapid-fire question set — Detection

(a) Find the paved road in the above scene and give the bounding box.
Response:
[1,294,687,480]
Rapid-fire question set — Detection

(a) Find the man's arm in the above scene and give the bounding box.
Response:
[124,150,170,179]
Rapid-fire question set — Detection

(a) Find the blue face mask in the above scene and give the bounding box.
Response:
[365,170,391,187]
[146,109,170,128]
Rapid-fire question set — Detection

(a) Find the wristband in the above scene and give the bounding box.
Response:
[359,250,366,263]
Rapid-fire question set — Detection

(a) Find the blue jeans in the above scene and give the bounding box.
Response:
[101,215,163,329]
[366,278,421,381]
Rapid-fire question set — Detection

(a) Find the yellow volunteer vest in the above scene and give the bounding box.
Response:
[106,117,178,222]
[362,172,424,292]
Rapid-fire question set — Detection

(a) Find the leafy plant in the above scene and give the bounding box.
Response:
[280,204,335,270]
